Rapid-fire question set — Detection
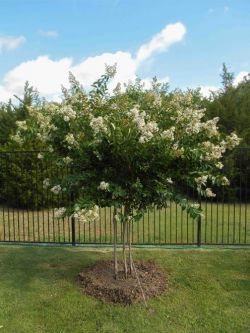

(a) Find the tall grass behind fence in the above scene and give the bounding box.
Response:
[0,149,249,245]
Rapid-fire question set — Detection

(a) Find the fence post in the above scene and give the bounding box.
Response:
[71,217,76,246]
[197,196,202,247]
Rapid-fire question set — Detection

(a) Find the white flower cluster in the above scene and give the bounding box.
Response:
[139,121,159,143]
[27,108,57,144]
[62,156,73,165]
[202,133,240,161]
[105,64,117,77]
[161,127,175,140]
[185,122,202,135]
[166,178,173,184]
[195,175,208,186]
[169,93,212,137]
[184,116,219,137]
[72,205,99,224]
[44,103,58,114]
[98,181,109,191]
[215,162,223,169]
[10,132,23,144]
[114,214,120,222]
[225,132,241,150]
[60,105,77,122]
[190,202,200,209]
[221,176,230,186]
[129,105,159,143]
[175,107,204,133]
[50,185,61,195]
[16,120,27,131]
[55,207,66,219]
[65,133,78,149]
[90,116,107,134]
[202,118,219,138]
[205,188,216,198]
[171,142,185,157]
[202,142,225,161]
[36,112,56,134]
[43,178,50,189]
[37,153,44,159]
[153,94,162,107]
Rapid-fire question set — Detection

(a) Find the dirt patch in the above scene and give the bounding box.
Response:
[78,260,167,305]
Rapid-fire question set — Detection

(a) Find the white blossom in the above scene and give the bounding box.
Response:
[54,207,66,219]
[37,153,44,159]
[191,203,200,209]
[153,94,162,107]
[167,178,173,184]
[195,175,208,186]
[48,145,54,153]
[221,176,230,186]
[129,106,158,143]
[60,105,76,120]
[205,188,216,197]
[225,132,241,150]
[98,181,109,191]
[65,133,78,149]
[114,214,120,222]
[202,117,219,137]
[105,63,117,77]
[161,127,175,140]
[73,205,99,224]
[215,162,223,169]
[10,132,23,144]
[16,120,27,131]
[43,178,50,189]
[90,116,107,134]
[63,156,73,164]
[50,185,62,195]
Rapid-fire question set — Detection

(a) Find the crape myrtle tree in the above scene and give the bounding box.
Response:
[12,66,240,278]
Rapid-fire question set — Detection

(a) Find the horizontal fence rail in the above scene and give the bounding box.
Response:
[0,149,249,246]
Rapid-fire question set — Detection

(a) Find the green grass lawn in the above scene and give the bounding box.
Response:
[1,202,250,245]
[0,246,249,333]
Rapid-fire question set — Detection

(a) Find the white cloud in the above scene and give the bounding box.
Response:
[72,51,137,91]
[1,56,72,101]
[199,86,219,98]
[0,22,186,102]
[136,22,186,64]
[234,71,249,86]
[39,30,58,38]
[0,35,25,53]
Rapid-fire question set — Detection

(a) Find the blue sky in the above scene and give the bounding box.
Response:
[0,0,250,101]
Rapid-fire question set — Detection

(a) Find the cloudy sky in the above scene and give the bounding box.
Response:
[0,0,250,101]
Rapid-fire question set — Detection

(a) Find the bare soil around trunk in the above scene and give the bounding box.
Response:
[78,260,167,305]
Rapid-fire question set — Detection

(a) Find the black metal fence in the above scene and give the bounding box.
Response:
[0,149,249,246]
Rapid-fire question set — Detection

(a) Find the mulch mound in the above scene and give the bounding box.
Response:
[78,260,167,305]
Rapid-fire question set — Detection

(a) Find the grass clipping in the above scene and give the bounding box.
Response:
[78,260,167,305]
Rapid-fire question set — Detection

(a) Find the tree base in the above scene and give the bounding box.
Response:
[78,260,167,305]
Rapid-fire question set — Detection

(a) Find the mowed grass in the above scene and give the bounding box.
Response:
[0,246,249,333]
[0,202,250,245]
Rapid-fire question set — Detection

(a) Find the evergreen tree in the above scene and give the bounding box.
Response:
[221,63,234,90]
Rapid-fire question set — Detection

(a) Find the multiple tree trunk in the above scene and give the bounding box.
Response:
[113,205,133,279]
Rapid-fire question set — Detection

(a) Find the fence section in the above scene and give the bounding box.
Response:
[0,149,249,245]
